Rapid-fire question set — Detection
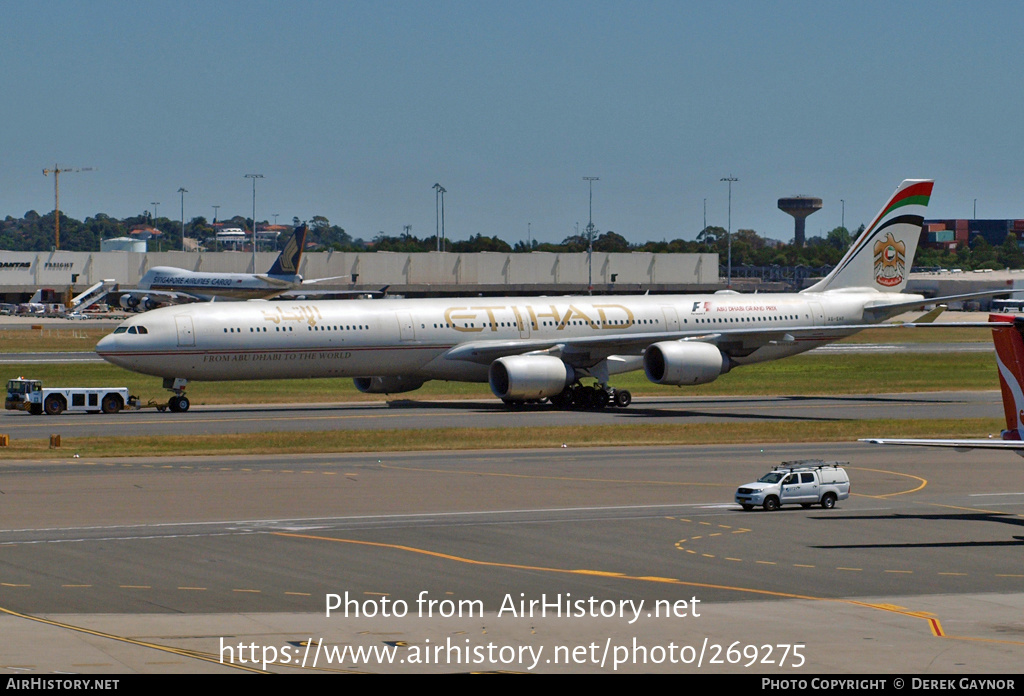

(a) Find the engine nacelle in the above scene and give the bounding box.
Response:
[119,294,141,310]
[353,375,426,394]
[643,341,728,386]
[489,355,574,400]
[142,297,162,311]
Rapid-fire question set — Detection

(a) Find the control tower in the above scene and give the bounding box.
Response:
[778,196,822,247]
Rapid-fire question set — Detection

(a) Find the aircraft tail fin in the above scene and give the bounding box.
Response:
[991,314,1024,441]
[803,179,932,294]
[268,225,307,277]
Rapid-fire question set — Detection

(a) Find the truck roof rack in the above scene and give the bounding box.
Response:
[774,459,848,471]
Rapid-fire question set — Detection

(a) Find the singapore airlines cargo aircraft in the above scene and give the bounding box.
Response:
[96,179,997,412]
[117,225,361,310]
[861,314,1024,455]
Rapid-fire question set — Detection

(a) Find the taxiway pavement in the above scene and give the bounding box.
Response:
[1,443,1022,673]
[0,391,1005,441]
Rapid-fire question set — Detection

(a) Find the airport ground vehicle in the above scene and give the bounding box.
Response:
[4,378,135,415]
[735,461,851,511]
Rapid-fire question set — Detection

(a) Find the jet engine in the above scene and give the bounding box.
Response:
[353,375,427,394]
[643,341,729,386]
[142,297,162,311]
[119,294,141,310]
[489,355,574,401]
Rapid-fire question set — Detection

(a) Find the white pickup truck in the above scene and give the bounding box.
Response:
[735,461,851,511]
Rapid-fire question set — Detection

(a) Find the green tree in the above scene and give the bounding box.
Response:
[593,231,630,252]
[998,233,1024,268]
[826,226,852,251]
[969,235,995,266]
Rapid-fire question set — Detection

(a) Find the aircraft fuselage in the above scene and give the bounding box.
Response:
[96,290,904,383]
[140,267,301,300]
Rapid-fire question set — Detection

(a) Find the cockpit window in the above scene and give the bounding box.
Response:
[113,326,128,334]
[127,326,137,334]
[137,326,148,334]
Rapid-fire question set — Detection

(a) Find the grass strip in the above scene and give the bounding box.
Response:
[0,350,1001,404]
[0,418,1004,460]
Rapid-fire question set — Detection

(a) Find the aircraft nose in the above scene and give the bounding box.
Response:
[96,332,116,353]
[96,331,129,367]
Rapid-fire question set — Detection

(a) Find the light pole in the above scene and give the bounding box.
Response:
[151,201,160,226]
[840,199,845,231]
[212,205,220,252]
[720,176,738,287]
[974,198,977,219]
[178,188,188,251]
[245,174,264,270]
[583,176,599,294]
[440,186,446,249]
[432,183,446,251]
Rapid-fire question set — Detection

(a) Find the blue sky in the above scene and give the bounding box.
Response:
[3,1,1022,245]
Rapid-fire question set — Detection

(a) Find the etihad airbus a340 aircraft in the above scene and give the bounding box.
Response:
[96,179,1000,412]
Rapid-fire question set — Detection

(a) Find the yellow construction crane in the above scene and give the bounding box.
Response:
[42,164,94,250]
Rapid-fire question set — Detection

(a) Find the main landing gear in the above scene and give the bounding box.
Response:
[547,383,632,410]
[163,377,190,413]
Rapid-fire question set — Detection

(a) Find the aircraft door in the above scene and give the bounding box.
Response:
[661,306,681,332]
[808,302,825,326]
[396,312,416,342]
[175,315,195,346]
[513,306,531,338]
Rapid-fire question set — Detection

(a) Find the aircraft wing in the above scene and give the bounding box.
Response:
[859,438,1024,451]
[298,275,361,286]
[443,330,701,366]
[275,285,390,299]
[115,288,202,310]
[861,288,1012,322]
[443,319,1009,369]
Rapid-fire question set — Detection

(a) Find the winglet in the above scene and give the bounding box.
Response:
[990,313,1024,440]
[913,305,946,324]
[803,180,932,294]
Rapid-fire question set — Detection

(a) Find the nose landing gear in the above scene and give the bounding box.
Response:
[162,377,191,413]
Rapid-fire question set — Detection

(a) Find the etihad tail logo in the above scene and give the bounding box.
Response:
[873,232,906,287]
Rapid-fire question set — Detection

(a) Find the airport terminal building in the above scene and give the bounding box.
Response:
[0,249,720,303]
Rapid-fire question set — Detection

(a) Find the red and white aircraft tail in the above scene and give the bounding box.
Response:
[991,313,1024,441]
[861,314,1024,453]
